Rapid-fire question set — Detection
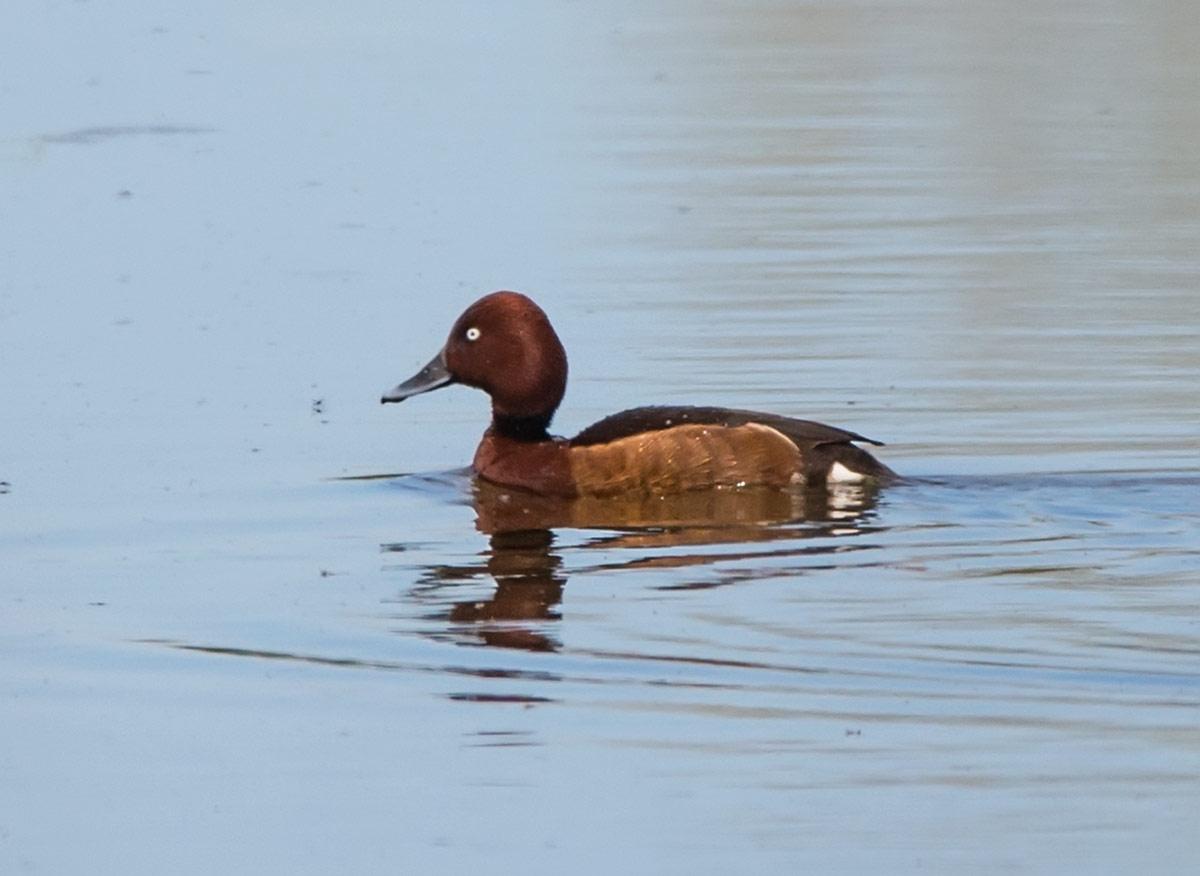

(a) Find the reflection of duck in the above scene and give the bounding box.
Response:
[403,478,884,653]
[382,291,896,496]
[408,527,566,653]
[470,478,879,538]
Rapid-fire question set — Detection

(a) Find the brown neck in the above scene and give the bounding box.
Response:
[491,412,554,443]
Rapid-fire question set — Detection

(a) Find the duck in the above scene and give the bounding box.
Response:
[382,291,896,497]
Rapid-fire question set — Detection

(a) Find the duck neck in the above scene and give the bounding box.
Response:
[491,411,554,443]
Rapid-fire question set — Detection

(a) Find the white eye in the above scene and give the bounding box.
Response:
[465,326,481,341]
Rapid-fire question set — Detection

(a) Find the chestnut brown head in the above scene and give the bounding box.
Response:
[382,291,569,426]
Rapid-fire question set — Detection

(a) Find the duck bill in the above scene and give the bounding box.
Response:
[381,350,453,403]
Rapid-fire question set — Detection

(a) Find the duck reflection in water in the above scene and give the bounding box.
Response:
[401,478,884,653]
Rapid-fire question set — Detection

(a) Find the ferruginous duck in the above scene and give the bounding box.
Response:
[382,291,896,497]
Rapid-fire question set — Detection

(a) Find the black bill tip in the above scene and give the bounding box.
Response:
[381,350,453,404]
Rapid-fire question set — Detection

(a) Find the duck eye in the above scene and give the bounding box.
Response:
[465,326,481,341]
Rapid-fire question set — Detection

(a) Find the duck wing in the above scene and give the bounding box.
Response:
[570,405,883,448]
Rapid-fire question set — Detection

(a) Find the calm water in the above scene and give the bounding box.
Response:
[3,2,1199,873]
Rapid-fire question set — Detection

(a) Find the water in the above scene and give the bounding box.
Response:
[3,3,1198,873]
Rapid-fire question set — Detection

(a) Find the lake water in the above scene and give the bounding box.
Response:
[3,2,1198,873]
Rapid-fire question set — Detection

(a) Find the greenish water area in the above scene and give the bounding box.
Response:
[3,3,1198,874]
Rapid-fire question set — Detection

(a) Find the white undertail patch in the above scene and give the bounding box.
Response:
[827,461,866,484]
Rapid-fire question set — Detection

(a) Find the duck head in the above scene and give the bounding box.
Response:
[382,291,569,435]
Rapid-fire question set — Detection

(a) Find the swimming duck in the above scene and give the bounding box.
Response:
[382,291,896,497]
